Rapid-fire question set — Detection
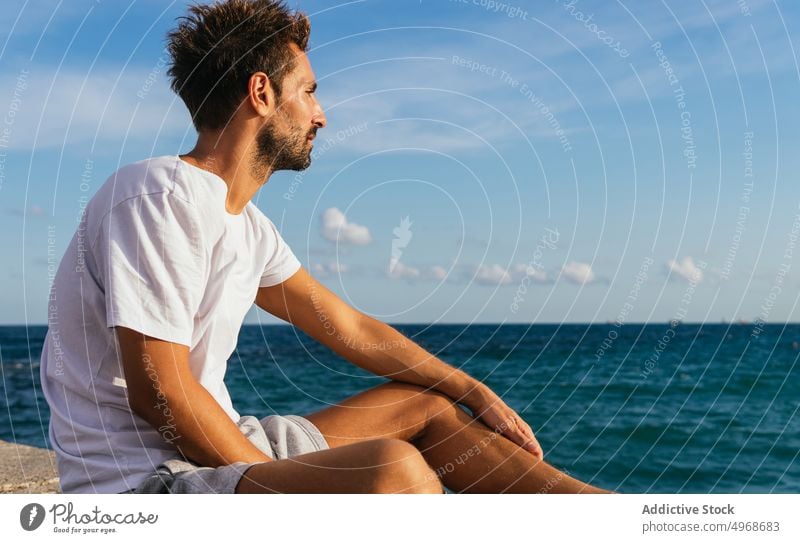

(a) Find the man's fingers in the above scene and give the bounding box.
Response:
[505,425,542,457]
[519,425,544,459]
[484,408,544,459]
[526,438,543,458]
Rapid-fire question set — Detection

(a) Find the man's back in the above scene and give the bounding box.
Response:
[40,155,302,493]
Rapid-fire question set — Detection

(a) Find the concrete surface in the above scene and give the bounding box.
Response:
[0,440,59,494]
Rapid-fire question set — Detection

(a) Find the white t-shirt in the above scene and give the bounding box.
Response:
[40,155,302,493]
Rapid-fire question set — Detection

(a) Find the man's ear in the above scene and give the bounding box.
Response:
[247,72,274,118]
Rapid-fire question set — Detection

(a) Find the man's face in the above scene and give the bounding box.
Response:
[254,44,326,173]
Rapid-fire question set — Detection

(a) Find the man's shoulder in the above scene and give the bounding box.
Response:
[84,156,226,244]
[90,156,221,222]
[101,155,190,204]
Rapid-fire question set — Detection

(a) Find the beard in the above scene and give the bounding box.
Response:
[253,116,314,176]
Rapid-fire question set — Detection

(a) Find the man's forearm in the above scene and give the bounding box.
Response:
[131,379,272,467]
[330,315,495,410]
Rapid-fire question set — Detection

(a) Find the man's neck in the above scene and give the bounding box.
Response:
[179,132,272,215]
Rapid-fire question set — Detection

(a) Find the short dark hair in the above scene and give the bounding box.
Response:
[166,0,310,130]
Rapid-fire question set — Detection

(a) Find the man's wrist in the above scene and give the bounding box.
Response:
[439,369,495,412]
[462,381,497,413]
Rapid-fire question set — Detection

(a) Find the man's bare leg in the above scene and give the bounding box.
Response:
[236,438,443,493]
[304,381,612,493]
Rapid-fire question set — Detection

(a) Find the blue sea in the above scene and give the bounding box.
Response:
[1,323,798,493]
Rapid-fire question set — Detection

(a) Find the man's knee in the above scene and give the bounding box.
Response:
[369,438,443,494]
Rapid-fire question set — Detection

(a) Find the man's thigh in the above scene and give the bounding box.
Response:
[235,438,441,494]
[132,413,330,493]
[303,381,459,449]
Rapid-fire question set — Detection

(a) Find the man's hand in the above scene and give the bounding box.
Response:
[469,391,543,460]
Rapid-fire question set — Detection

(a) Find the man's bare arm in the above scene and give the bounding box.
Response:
[115,326,272,467]
[255,267,493,411]
[256,267,544,457]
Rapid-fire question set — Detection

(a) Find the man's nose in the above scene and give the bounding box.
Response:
[312,100,327,129]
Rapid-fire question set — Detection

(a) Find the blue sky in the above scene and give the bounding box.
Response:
[1,0,800,325]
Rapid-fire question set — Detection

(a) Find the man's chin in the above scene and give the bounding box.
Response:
[290,157,312,172]
[298,149,313,170]
[270,150,312,172]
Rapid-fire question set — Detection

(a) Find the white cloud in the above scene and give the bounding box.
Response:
[321,207,372,245]
[430,265,447,280]
[383,263,455,282]
[512,263,548,283]
[386,261,420,280]
[666,256,703,283]
[312,261,347,277]
[475,264,513,286]
[562,261,595,285]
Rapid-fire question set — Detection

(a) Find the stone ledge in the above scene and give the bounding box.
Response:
[0,440,60,494]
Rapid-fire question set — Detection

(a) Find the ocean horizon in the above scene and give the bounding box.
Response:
[2,322,798,493]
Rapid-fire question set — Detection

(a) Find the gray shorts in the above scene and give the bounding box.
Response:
[130,414,329,494]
